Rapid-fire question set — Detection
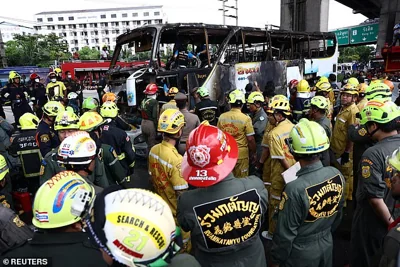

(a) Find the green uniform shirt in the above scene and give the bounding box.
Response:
[101,144,129,185]
[39,146,109,190]
[271,161,345,267]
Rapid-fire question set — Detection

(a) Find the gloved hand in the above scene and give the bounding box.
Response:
[340,151,350,165]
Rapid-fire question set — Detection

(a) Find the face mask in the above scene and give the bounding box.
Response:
[67,75,72,79]
[51,78,56,83]
[35,78,40,83]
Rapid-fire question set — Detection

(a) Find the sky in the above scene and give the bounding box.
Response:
[0,0,368,30]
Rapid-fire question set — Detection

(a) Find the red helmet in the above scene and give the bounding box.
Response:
[288,79,299,88]
[182,121,238,187]
[30,73,39,80]
[143,83,158,95]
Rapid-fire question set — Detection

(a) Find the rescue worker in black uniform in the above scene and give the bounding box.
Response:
[101,92,132,131]
[100,102,136,176]
[2,171,107,267]
[62,71,81,107]
[1,72,33,125]
[35,101,65,157]
[29,73,47,119]
[9,113,42,195]
[194,86,219,126]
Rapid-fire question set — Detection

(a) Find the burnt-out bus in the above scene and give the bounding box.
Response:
[107,23,338,108]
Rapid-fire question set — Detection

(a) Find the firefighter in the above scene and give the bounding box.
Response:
[2,171,106,267]
[54,67,63,82]
[330,83,359,204]
[79,111,131,187]
[81,97,99,114]
[177,121,268,267]
[46,72,66,101]
[148,108,191,251]
[263,95,296,240]
[194,86,219,126]
[351,100,400,267]
[35,101,65,158]
[9,113,42,195]
[99,98,131,131]
[67,92,80,115]
[292,79,311,123]
[357,83,368,111]
[1,71,33,125]
[218,89,256,178]
[62,71,79,98]
[100,102,136,175]
[315,81,334,122]
[57,134,109,193]
[160,87,179,114]
[139,83,159,150]
[247,91,268,160]
[271,119,345,267]
[28,73,47,119]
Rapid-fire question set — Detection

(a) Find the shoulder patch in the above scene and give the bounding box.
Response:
[40,165,45,176]
[358,128,367,137]
[279,192,288,211]
[362,165,371,179]
[103,125,109,131]
[40,134,50,143]
[1,200,10,209]
[362,158,373,165]
[109,146,118,158]
[126,136,130,142]
[13,216,25,227]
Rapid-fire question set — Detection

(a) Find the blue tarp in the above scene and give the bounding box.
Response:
[0,66,51,87]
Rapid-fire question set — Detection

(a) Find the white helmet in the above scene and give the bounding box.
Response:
[89,189,177,267]
[57,131,96,165]
[68,92,78,100]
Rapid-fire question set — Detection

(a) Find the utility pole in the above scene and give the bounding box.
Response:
[218,0,238,26]
[0,28,7,68]
[218,0,227,25]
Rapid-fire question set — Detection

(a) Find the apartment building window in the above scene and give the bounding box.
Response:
[37,18,43,22]
[115,22,119,26]
[58,17,64,21]
[69,16,74,21]
[101,30,105,34]
[70,40,75,44]
[105,30,109,34]
[69,24,76,29]
[112,37,117,41]
[94,31,98,35]
[122,13,127,18]
[101,14,106,19]
[147,20,152,25]
[34,26,42,30]
[47,17,53,22]
[112,30,116,34]
[111,14,117,18]
[154,12,160,16]
[132,13,138,17]
[47,26,52,30]
[144,12,149,17]
[116,30,120,34]
[91,39,95,43]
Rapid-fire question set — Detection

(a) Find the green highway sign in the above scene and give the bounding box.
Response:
[328,29,349,46]
[349,23,379,44]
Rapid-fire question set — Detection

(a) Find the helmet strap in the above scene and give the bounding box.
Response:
[366,123,380,137]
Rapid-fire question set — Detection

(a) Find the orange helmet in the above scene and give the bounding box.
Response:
[102,92,117,103]
[383,80,395,92]
[182,121,238,187]
[143,84,158,95]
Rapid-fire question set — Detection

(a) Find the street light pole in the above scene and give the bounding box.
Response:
[235,0,238,26]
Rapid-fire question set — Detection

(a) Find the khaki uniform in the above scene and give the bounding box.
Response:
[177,109,200,155]
[148,141,190,249]
[217,108,255,178]
[267,119,296,234]
[330,103,358,201]
[160,99,178,115]
[261,123,276,192]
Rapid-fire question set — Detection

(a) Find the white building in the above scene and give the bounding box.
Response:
[34,6,166,52]
[0,20,36,43]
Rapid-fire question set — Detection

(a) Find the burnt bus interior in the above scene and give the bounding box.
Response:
[108,24,336,110]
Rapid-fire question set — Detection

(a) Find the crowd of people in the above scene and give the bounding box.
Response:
[0,66,399,267]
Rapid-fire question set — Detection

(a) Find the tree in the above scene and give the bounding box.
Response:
[339,46,374,64]
[5,34,70,67]
[78,46,100,60]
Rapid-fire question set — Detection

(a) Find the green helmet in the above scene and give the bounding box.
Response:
[359,100,400,125]
[82,97,99,111]
[100,101,119,118]
[365,83,392,101]
[54,110,80,131]
[310,96,329,110]
[387,148,400,172]
[197,86,209,98]
[43,101,65,117]
[288,118,330,154]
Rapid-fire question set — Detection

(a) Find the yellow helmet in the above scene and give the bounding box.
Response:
[288,118,330,154]
[54,110,80,131]
[297,80,310,93]
[347,77,359,87]
[268,94,291,115]
[315,82,332,93]
[168,87,179,97]
[32,171,94,229]
[54,68,62,75]
[158,109,185,134]
[43,101,65,117]
[79,111,104,132]
[310,96,329,110]
[247,91,264,104]
[19,113,40,130]
[9,71,21,80]
[318,76,329,83]
[341,84,358,95]
[228,89,246,104]
[100,101,118,118]
[0,155,9,181]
